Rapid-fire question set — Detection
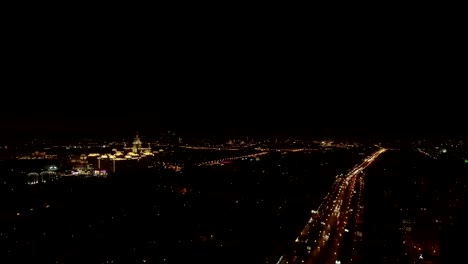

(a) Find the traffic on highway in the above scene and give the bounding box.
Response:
[278,148,387,264]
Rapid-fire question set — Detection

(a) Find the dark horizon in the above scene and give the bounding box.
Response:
[4,2,466,142]
[1,120,466,144]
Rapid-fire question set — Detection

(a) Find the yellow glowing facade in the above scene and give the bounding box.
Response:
[83,133,155,173]
[123,132,153,157]
[87,132,154,168]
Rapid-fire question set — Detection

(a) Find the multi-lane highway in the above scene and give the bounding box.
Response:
[278,148,387,264]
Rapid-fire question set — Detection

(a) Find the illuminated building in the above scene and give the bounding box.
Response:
[87,132,154,173]
[123,132,153,156]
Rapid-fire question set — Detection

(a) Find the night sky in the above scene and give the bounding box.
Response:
[3,3,466,140]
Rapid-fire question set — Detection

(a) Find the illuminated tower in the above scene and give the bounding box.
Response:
[132,132,142,153]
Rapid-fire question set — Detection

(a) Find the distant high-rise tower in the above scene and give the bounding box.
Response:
[123,131,151,154]
[132,132,142,153]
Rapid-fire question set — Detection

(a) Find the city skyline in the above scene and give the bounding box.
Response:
[1,127,466,263]
[1,3,466,263]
